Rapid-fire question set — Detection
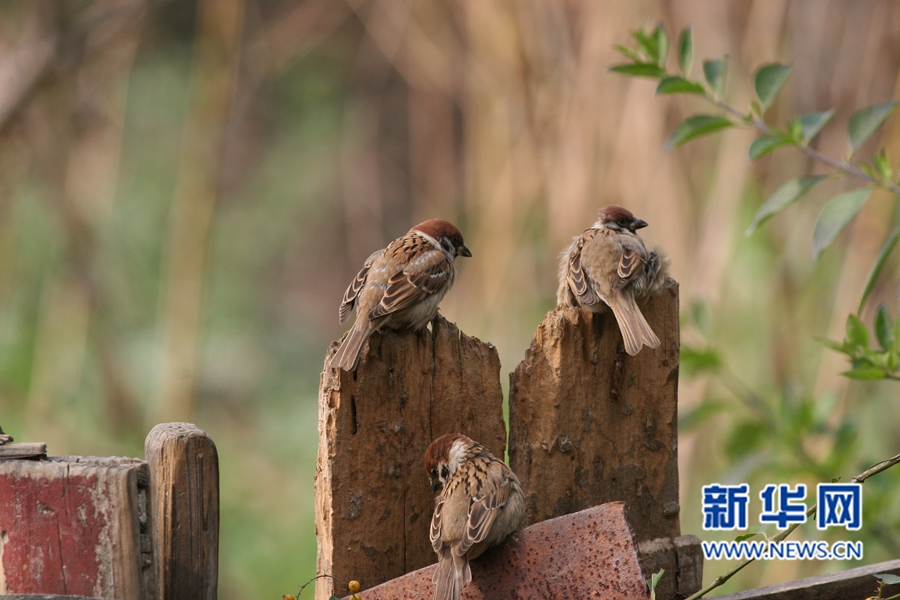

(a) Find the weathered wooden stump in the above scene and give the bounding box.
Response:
[145,423,219,600]
[0,455,155,599]
[508,279,700,597]
[508,281,680,536]
[316,315,506,600]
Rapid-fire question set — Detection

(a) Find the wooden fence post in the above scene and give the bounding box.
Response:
[316,315,506,600]
[509,279,701,597]
[0,455,154,599]
[145,423,219,600]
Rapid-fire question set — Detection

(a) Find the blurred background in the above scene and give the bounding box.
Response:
[1,0,899,597]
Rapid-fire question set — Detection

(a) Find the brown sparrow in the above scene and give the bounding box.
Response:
[557,205,669,355]
[328,219,471,371]
[425,433,525,600]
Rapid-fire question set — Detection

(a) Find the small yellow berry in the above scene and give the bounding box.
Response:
[348,580,361,593]
[283,595,296,600]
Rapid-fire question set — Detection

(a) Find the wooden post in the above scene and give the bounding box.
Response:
[508,280,680,539]
[145,422,219,600]
[316,316,506,600]
[0,455,154,599]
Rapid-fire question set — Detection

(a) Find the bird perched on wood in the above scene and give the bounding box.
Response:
[425,433,524,600]
[557,205,669,355]
[328,219,471,371]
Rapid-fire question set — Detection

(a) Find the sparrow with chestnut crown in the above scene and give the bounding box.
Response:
[328,219,471,371]
[425,433,524,600]
[557,205,670,355]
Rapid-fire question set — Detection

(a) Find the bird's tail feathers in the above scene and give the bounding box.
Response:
[432,551,469,600]
[608,292,659,356]
[327,324,373,371]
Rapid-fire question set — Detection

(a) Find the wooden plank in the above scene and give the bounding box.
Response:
[713,558,900,600]
[638,535,703,600]
[508,280,680,542]
[0,456,153,599]
[145,423,219,600]
[317,315,506,600]
[352,502,649,600]
[0,443,47,460]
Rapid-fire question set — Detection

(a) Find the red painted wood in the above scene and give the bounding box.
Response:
[0,471,104,595]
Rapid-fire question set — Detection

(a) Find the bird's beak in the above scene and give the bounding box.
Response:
[431,480,443,493]
[632,218,648,230]
[459,244,472,258]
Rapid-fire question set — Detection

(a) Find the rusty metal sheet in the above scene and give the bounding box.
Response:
[350,501,649,600]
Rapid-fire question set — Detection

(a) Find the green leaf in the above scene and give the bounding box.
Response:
[812,188,871,259]
[653,23,668,67]
[745,176,828,235]
[329,596,342,600]
[876,304,893,351]
[874,149,892,181]
[726,420,767,459]
[859,225,900,312]
[678,27,693,76]
[849,101,900,156]
[614,44,640,61]
[798,109,835,143]
[609,63,667,78]
[679,399,726,432]
[842,367,887,380]
[846,314,869,348]
[633,29,659,63]
[664,115,733,151]
[876,573,900,586]
[750,100,763,117]
[735,525,771,542]
[787,118,804,142]
[650,569,665,589]
[818,337,848,353]
[656,76,705,95]
[754,63,792,111]
[749,135,789,160]
[859,163,878,180]
[680,346,722,376]
[703,56,728,97]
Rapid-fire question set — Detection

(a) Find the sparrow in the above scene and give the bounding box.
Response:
[425,433,525,600]
[557,205,670,356]
[327,219,471,371]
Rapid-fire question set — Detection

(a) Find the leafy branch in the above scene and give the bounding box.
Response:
[611,24,900,309]
[823,305,900,381]
[685,451,900,600]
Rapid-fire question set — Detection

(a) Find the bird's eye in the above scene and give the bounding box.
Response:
[430,468,437,478]
[441,466,449,479]
[617,218,627,226]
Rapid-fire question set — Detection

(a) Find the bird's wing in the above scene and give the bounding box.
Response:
[613,243,644,292]
[431,498,446,553]
[339,249,383,324]
[368,244,452,320]
[567,229,602,305]
[455,463,513,556]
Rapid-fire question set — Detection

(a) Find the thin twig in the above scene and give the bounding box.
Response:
[686,452,900,600]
